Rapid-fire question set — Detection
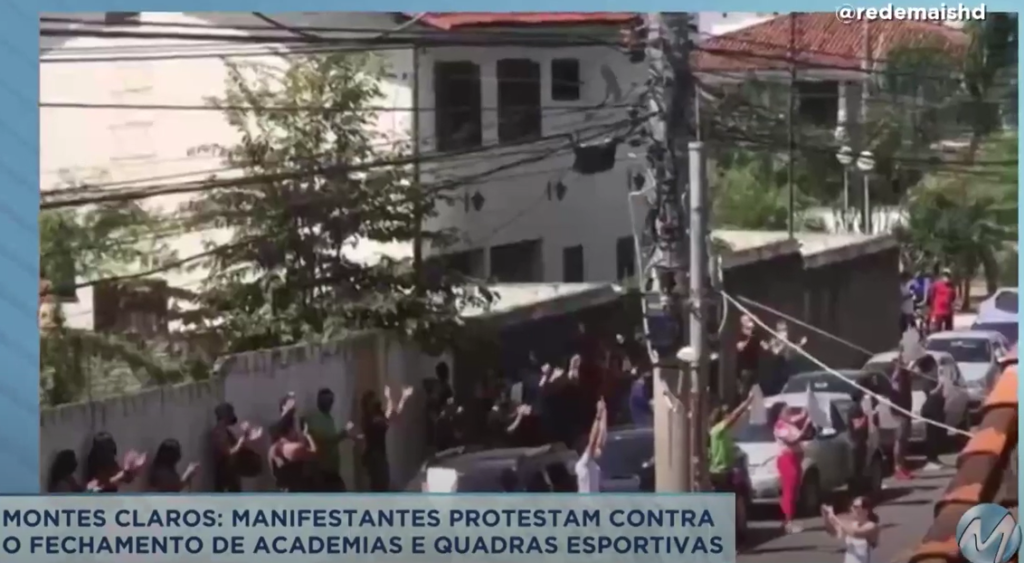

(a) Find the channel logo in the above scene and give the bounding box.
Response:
[956,503,1022,563]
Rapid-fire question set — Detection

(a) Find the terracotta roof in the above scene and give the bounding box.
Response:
[416,12,637,30]
[907,356,1019,563]
[695,13,967,73]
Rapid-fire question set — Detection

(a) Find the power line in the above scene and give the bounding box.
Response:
[38,27,612,49]
[42,115,640,209]
[41,112,636,200]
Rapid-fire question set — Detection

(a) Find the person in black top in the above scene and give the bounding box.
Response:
[85,432,146,493]
[210,402,262,493]
[736,314,763,401]
[268,395,317,492]
[48,450,83,493]
[360,385,414,492]
[915,356,947,469]
[148,439,200,492]
[845,398,871,497]
[889,356,915,480]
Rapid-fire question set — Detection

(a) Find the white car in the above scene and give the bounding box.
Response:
[925,330,1010,409]
[862,350,971,442]
[736,392,885,516]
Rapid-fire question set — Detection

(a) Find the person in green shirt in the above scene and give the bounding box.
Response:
[304,388,357,492]
[708,388,757,488]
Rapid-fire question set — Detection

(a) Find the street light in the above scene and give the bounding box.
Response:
[856,150,875,233]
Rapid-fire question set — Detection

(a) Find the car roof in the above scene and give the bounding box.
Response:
[926,330,1004,341]
[426,446,545,471]
[765,391,850,408]
[867,349,954,363]
[788,369,878,380]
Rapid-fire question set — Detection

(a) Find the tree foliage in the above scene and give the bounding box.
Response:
[40,177,183,406]
[711,149,814,230]
[182,53,487,354]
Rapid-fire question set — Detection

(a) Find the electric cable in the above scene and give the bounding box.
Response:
[722,290,973,437]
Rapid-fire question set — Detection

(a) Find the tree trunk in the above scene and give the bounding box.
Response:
[980,247,1001,295]
[960,280,972,312]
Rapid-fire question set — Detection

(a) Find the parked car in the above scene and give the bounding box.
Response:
[737,392,886,517]
[779,369,895,467]
[405,444,579,492]
[601,425,752,537]
[971,288,1018,345]
[862,350,971,442]
[925,330,1010,412]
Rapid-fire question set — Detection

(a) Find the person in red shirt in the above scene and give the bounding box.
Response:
[929,269,957,332]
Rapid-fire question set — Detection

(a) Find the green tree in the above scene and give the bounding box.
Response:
[711,149,813,230]
[184,53,486,354]
[40,178,183,405]
[897,133,1018,301]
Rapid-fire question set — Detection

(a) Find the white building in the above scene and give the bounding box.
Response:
[41,11,646,331]
[49,12,941,333]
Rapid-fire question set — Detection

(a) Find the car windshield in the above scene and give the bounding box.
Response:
[781,372,859,395]
[926,338,992,364]
[596,433,653,478]
[994,291,1018,313]
[973,322,1018,345]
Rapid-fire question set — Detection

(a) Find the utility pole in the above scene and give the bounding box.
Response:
[688,140,710,491]
[860,21,873,233]
[644,12,693,493]
[786,12,797,238]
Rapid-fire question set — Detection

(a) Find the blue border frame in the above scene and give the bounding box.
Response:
[16,7,1024,496]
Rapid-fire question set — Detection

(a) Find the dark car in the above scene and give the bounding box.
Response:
[597,425,752,538]
[405,444,579,492]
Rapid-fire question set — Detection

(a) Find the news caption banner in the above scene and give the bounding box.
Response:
[0,494,735,563]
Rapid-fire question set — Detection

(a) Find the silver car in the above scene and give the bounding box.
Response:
[863,350,971,442]
[925,330,1010,409]
[737,392,884,516]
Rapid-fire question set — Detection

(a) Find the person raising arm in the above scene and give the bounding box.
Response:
[575,398,608,493]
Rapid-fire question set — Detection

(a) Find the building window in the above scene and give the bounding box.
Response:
[93,279,168,337]
[434,61,482,152]
[551,58,581,101]
[796,81,839,127]
[562,245,584,282]
[616,237,636,281]
[490,239,542,282]
[497,59,542,143]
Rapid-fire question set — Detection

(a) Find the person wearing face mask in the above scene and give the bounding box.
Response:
[360,385,414,492]
[210,402,263,493]
[736,314,763,400]
[148,439,200,493]
[305,388,358,492]
[269,394,317,492]
[762,320,808,395]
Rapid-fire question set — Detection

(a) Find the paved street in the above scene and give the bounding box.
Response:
[738,457,956,563]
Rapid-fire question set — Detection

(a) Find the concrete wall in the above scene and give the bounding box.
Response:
[718,251,806,399]
[40,331,445,493]
[715,246,901,402]
[803,248,902,369]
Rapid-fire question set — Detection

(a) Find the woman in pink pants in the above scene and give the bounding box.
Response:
[773,406,811,534]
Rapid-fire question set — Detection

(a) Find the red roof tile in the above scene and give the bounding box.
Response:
[695,13,967,73]
[416,12,637,30]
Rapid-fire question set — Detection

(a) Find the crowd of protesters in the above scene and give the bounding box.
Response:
[424,323,654,455]
[46,383,417,494]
